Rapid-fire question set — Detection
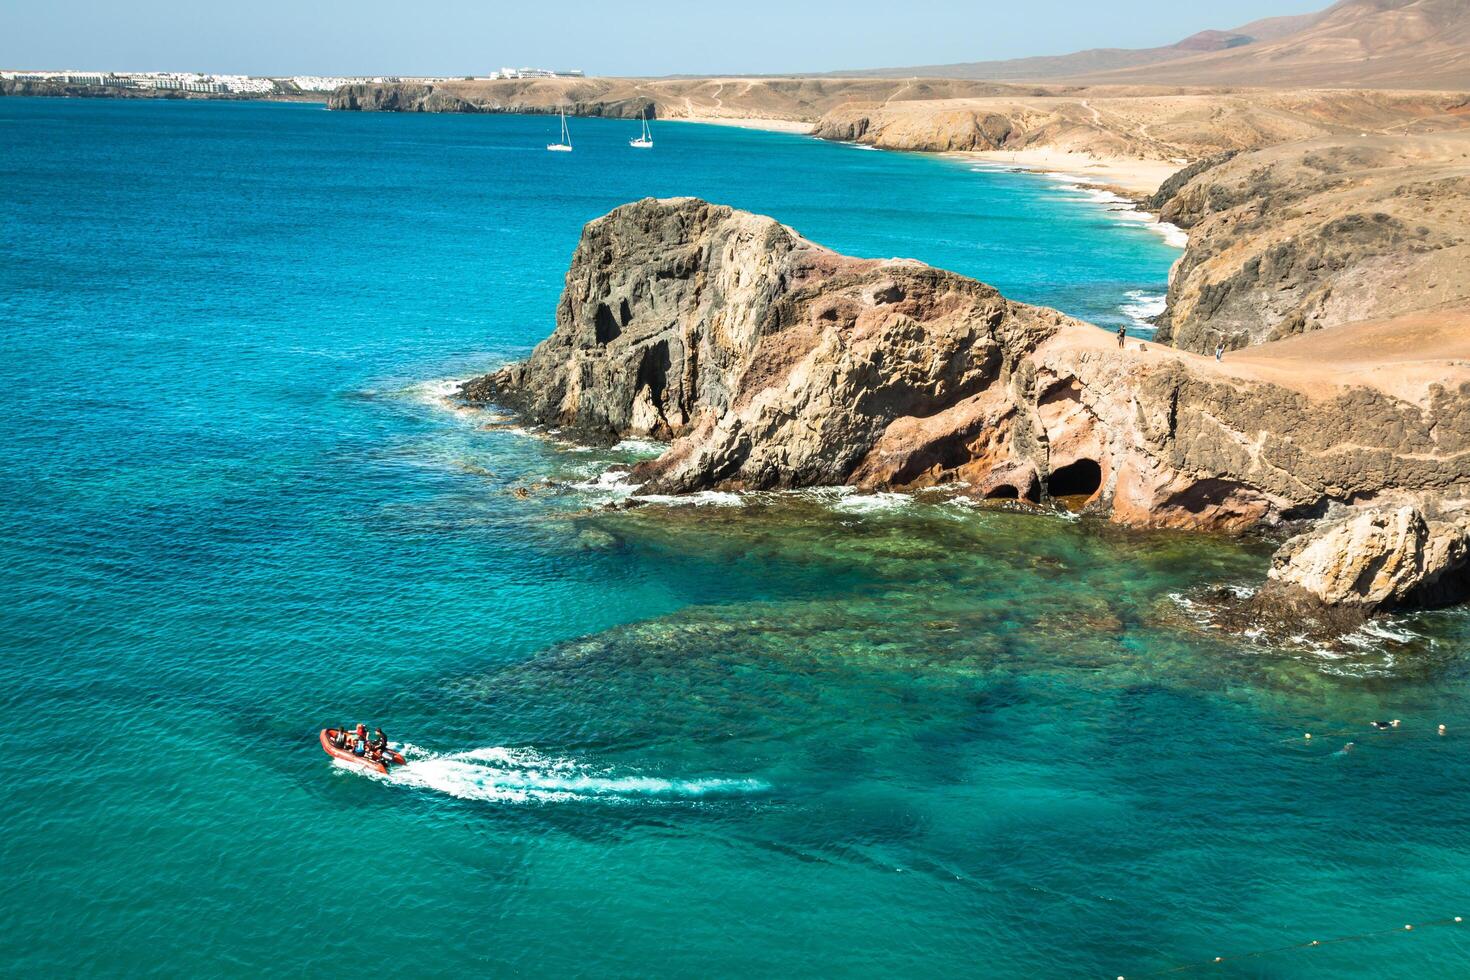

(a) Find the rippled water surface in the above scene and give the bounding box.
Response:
[3,98,1469,978]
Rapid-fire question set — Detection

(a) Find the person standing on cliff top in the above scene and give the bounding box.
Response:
[1117,325,1126,348]
[1215,341,1225,362]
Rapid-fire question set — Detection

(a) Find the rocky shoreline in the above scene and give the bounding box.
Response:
[462,197,1470,625]
[327,82,655,119]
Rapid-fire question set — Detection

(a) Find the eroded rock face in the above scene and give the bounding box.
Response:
[326,84,654,119]
[1152,134,1470,353]
[465,198,1470,531]
[1255,507,1470,618]
[328,84,481,113]
[465,198,1067,490]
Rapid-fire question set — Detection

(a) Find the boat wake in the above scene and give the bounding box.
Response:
[374,744,768,804]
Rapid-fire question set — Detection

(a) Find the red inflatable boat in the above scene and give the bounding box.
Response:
[320,728,405,775]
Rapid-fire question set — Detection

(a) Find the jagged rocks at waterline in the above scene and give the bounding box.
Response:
[463,197,1470,533]
[1257,507,1470,617]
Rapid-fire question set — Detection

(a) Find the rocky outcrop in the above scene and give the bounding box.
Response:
[1144,151,1237,211]
[464,198,1470,531]
[1,79,70,98]
[1152,133,1470,353]
[1253,507,1470,623]
[326,83,655,119]
[466,198,1068,491]
[328,84,481,114]
[813,103,1025,152]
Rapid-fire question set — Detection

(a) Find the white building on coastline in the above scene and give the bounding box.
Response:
[3,68,591,94]
[489,67,584,79]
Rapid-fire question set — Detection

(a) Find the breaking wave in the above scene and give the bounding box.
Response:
[1120,290,1167,331]
[354,744,768,805]
[1034,172,1188,249]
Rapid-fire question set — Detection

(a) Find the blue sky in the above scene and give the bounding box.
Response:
[3,0,1331,76]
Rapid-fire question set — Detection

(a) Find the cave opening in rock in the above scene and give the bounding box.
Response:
[1047,459,1102,500]
[985,484,1019,500]
[594,303,622,345]
[618,298,633,327]
[635,340,671,410]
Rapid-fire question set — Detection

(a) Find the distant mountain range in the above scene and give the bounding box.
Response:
[833,0,1470,90]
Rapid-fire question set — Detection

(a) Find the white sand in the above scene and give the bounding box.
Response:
[663,116,815,135]
[961,148,1183,198]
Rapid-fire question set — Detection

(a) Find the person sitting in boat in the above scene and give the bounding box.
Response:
[368,728,388,761]
[352,722,369,756]
[332,728,349,750]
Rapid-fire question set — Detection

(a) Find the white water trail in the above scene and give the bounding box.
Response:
[370,744,768,805]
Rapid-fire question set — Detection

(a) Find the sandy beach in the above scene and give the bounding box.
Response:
[663,115,815,135]
[961,148,1182,198]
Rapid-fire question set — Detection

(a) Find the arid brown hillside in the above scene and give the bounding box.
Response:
[1152,132,1470,353]
[1074,0,1470,89]
[829,0,1469,91]
[829,10,1327,81]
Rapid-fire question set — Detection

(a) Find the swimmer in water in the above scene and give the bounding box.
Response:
[1370,720,1402,731]
[1337,741,1356,756]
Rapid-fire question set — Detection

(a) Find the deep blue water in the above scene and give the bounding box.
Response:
[2,97,1468,978]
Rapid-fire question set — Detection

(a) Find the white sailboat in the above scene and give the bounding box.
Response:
[629,114,653,149]
[547,108,572,152]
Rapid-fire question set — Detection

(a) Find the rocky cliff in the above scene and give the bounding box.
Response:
[809,91,1470,162]
[1152,132,1470,353]
[464,198,1470,532]
[326,82,655,119]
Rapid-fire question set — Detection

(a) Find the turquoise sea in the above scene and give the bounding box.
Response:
[3,97,1469,978]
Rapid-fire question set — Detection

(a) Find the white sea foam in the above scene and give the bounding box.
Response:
[568,468,642,501]
[631,491,745,508]
[830,491,913,514]
[373,744,767,805]
[1166,587,1423,675]
[1120,289,1168,331]
[1035,172,1188,250]
[1155,221,1189,248]
[407,377,473,415]
[612,438,670,455]
[1341,619,1420,649]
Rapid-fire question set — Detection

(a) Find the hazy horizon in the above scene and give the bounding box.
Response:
[4,0,1330,77]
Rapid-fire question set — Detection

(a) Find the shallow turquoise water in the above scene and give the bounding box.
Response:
[2,97,1469,978]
